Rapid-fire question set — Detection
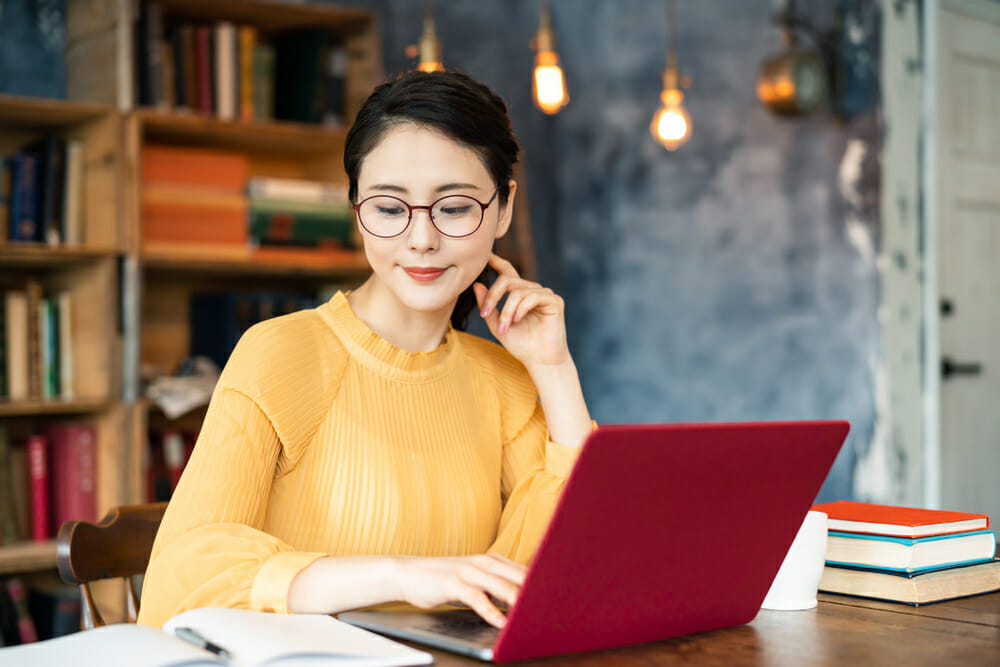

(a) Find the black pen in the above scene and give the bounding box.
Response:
[174,626,233,660]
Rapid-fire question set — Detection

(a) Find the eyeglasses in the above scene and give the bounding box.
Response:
[354,189,499,239]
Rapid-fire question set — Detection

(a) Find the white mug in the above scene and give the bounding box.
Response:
[761,510,828,611]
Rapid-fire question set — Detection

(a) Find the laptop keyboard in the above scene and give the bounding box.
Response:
[426,610,500,642]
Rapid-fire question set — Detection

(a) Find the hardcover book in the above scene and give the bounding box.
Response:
[825,529,997,573]
[813,500,990,537]
[820,559,1000,605]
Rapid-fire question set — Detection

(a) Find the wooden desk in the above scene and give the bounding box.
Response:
[418,592,1000,666]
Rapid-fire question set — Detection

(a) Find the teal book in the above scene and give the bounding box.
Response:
[826,529,997,574]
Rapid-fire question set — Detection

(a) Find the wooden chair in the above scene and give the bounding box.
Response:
[56,502,168,629]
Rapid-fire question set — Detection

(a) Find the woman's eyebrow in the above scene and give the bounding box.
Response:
[368,182,483,194]
[435,182,482,193]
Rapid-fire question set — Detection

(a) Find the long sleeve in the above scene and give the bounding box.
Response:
[488,402,582,563]
[137,388,326,627]
[480,342,583,563]
[138,310,343,628]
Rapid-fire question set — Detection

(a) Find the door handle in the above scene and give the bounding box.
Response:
[941,357,983,379]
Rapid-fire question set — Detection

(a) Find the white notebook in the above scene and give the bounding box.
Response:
[0,607,434,667]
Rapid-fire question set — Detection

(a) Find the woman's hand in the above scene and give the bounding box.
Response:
[394,553,526,628]
[473,253,570,370]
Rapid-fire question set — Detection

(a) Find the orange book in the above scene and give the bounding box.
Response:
[143,185,248,245]
[142,145,248,191]
[813,501,990,538]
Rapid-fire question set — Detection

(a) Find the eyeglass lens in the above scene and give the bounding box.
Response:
[358,195,484,238]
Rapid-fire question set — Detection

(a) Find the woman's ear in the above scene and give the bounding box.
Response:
[494,179,517,239]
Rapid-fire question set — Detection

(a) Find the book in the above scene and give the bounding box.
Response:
[8,440,31,542]
[4,289,30,400]
[4,578,37,644]
[26,434,50,541]
[57,292,74,399]
[826,529,997,573]
[214,22,236,121]
[62,140,84,245]
[0,607,434,666]
[814,500,990,537]
[24,280,43,399]
[46,422,98,528]
[238,26,257,121]
[246,177,349,204]
[0,426,20,544]
[24,134,66,246]
[0,156,10,241]
[142,145,248,191]
[252,41,275,121]
[820,558,1000,605]
[8,153,41,242]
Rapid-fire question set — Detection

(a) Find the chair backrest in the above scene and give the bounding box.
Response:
[56,502,168,629]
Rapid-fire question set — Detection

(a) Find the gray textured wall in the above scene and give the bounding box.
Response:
[0,0,882,503]
[366,0,882,503]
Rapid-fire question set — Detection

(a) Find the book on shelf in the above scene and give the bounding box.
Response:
[1,137,83,247]
[826,529,997,574]
[26,434,49,541]
[814,500,990,537]
[46,422,98,528]
[0,155,10,241]
[820,558,1000,605]
[0,426,19,545]
[189,291,317,370]
[8,440,31,543]
[6,152,41,242]
[0,607,434,666]
[3,288,30,400]
[1,284,73,401]
[4,578,37,645]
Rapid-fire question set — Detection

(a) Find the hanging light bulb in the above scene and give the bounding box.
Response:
[413,0,444,72]
[532,0,568,114]
[651,0,691,150]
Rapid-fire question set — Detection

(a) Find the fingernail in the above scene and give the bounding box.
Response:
[498,322,508,335]
[481,307,489,317]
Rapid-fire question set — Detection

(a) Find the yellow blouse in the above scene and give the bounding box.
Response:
[138,292,581,627]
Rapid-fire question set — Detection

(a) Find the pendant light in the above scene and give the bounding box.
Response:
[412,0,444,73]
[532,0,568,114]
[650,0,691,150]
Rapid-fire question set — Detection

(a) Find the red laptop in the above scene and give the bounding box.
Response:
[340,420,850,662]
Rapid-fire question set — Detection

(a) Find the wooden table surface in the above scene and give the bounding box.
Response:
[415,592,1000,666]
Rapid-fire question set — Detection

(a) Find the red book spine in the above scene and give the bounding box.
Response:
[26,435,49,541]
[195,27,213,114]
[47,423,97,530]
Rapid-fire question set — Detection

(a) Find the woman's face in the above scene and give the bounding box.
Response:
[355,123,513,319]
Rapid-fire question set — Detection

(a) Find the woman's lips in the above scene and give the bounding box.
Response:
[403,266,447,282]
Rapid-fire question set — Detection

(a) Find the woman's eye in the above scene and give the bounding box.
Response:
[376,205,406,216]
[439,205,473,217]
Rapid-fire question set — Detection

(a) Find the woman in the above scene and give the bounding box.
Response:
[138,71,593,630]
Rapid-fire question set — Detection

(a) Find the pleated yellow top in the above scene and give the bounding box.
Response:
[137,291,581,627]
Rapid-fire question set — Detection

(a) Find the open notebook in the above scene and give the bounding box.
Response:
[0,607,433,667]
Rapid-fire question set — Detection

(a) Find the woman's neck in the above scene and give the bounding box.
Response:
[347,279,453,353]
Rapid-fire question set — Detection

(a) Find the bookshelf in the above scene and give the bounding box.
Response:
[0,1,382,587]
[0,94,127,576]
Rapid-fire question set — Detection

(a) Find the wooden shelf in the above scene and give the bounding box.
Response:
[137,109,347,156]
[0,243,120,268]
[0,95,112,130]
[0,398,115,418]
[142,243,370,278]
[152,0,372,32]
[0,540,58,575]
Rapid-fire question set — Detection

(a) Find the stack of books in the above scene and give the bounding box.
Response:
[813,501,1000,605]
[247,177,354,251]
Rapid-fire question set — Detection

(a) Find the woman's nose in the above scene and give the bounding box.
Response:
[406,208,440,252]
